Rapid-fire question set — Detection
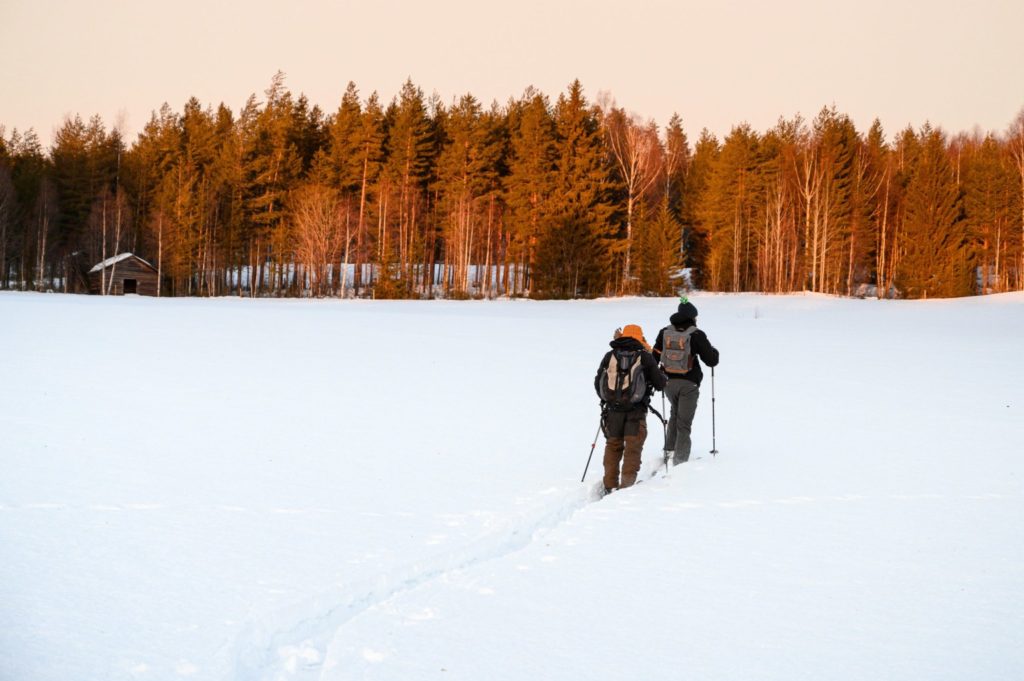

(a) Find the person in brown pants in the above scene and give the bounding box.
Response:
[594,324,666,494]
[601,409,649,491]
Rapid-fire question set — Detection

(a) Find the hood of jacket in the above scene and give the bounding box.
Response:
[609,337,646,352]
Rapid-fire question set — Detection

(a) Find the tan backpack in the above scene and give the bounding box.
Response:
[660,326,698,375]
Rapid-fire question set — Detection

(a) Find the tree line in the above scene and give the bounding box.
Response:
[2,74,1022,299]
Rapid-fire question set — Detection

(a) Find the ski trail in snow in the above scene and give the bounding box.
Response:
[228,481,604,681]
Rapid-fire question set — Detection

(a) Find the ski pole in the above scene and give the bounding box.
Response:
[710,366,719,456]
[580,411,605,482]
[661,391,669,474]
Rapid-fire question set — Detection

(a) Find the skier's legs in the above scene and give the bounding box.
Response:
[620,414,647,488]
[670,380,700,464]
[602,439,624,489]
[664,379,683,451]
[602,410,627,489]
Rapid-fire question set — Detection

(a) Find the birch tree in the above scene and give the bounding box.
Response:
[603,106,663,292]
[291,182,343,297]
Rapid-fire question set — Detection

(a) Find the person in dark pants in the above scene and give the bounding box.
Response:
[652,299,719,465]
[594,324,667,493]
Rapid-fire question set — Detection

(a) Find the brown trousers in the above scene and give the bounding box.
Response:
[602,408,648,490]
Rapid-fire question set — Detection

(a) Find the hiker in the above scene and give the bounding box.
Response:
[594,324,666,493]
[652,297,719,465]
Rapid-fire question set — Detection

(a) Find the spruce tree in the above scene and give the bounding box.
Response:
[125,104,181,295]
[378,79,433,297]
[810,107,858,294]
[504,88,556,295]
[757,120,801,292]
[681,129,719,288]
[435,94,502,296]
[51,116,95,263]
[1008,110,1024,289]
[663,113,690,216]
[697,124,760,292]
[0,152,12,288]
[354,93,386,294]
[963,134,1015,292]
[860,119,893,296]
[533,80,615,298]
[636,200,684,295]
[3,130,48,289]
[242,74,302,295]
[896,125,970,298]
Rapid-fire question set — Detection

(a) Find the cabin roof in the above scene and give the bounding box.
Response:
[89,253,156,274]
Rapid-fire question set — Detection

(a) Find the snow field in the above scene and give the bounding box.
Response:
[1,291,1022,680]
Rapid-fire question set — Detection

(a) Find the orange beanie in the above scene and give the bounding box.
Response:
[620,324,650,351]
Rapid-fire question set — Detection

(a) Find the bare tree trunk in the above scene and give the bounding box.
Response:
[36,215,47,291]
[847,229,855,296]
[483,195,494,298]
[991,225,999,292]
[355,154,369,295]
[795,146,824,292]
[341,203,351,297]
[101,194,108,295]
[106,192,124,295]
[157,214,163,297]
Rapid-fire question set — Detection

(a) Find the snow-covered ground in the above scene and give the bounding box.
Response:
[2,291,1022,681]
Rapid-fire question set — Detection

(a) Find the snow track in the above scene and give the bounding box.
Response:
[229,480,608,681]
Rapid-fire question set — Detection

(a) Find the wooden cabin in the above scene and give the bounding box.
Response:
[88,253,159,296]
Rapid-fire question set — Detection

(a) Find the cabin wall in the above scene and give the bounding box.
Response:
[88,259,159,296]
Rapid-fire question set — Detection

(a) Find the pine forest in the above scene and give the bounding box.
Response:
[2,74,1023,300]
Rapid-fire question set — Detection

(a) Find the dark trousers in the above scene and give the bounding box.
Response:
[665,378,699,464]
[603,408,648,489]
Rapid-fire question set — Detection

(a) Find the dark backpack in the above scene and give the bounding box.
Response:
[599,349,647,409]
[660,326,698,375]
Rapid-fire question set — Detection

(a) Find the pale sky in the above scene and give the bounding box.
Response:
[2,0,1022,148]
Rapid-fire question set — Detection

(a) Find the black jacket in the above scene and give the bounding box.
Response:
[594,337,667,411]
[652,313,719,385]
